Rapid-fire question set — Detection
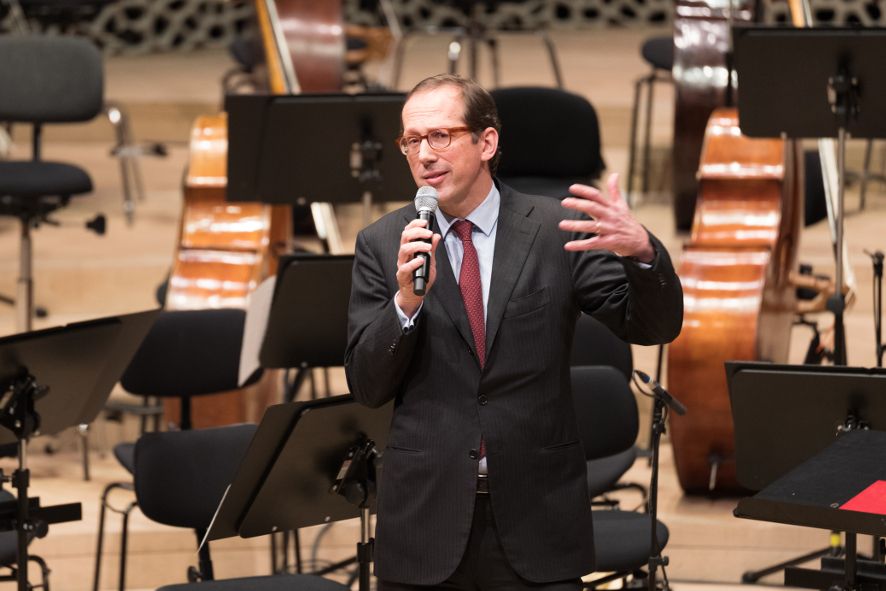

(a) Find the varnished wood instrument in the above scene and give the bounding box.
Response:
[666,0,861,493]
[164,0,345,428]
[671,0,755,231]
[667,109,803,493]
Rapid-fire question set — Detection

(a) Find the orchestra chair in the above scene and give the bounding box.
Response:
[570,314,646,506]
[93,308,261,591]
[390,0,563,89]
[571,366,669,589]
[0,34,106,332]
[0,488,50,590]
[134,424,348,591]
[491,86,605,199]
[626,35,674,205]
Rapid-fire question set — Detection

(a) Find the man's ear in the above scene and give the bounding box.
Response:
[478,127,499,164]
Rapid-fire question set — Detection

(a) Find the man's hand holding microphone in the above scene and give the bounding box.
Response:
[396,186,441,317]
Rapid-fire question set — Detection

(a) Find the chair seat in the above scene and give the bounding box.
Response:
[586,447,637,499]
[157,574,349,591]
[0,160,92,199]
[641,36,674,71]
[113,442,136,475]
[592,510,669,573]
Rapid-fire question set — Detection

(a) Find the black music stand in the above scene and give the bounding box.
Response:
[727,361,886,586]
[733,26,886,365]
[204,395,392,591]
[225,92,415,206]
[0,309,159,591]
[259,253,353,401]
[735,430,886,590]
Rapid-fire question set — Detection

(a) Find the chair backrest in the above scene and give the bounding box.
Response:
[570,313,633,380]
[571,365,639,461]
[491,86,605,196]
[0,35,103,123]
[134,423,257,530]
[120,308,258,399]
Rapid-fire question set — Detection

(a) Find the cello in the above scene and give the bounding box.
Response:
[163,0,346,428]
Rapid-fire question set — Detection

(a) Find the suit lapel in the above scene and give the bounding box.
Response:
[485,190,540,359]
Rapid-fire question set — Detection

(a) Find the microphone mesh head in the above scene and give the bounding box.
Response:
[414,186,439,213]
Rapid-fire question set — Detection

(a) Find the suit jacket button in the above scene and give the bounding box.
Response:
[478,394,488,406]
[469,449,478,460]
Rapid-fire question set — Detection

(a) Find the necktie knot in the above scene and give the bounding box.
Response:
[451,219,474,243]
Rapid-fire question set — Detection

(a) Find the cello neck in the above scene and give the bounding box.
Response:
[255,0,300,93]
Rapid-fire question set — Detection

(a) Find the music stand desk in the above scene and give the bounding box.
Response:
[0,309,159,590]
[206,394,392,542]
[735,430,886,589]
[735,430,886,537]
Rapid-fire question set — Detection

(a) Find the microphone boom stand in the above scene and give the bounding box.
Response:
[635,370,685,591]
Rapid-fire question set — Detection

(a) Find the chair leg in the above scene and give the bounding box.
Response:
[27,555,50,591]
[626,75,647,206]
[485,36,500,88]
[93,483,136,591]
[118,500,136,591]
[860,138,873,211]
[448,33,463,75]
[642,70,657,194]
[16,217,34,333]
[540,32,564,89]
[78,424,90,481]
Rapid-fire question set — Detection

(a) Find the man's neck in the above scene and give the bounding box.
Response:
[441,175,494,219]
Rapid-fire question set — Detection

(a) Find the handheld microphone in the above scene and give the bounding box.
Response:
[413,186,439,296]
[634,370,687,416]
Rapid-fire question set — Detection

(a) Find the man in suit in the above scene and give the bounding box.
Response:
[345,74,682,590]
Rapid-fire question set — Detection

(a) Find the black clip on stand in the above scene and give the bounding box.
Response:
[203,395,392,591]
[329,437,380,590]
[0,309,158,591]
[634,370,687,591]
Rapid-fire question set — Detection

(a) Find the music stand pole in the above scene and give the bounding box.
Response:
[0,371,45,591]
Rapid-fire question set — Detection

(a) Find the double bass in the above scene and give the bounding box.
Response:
[666,0,855,493]
[667,109,802,493]
[163,0,346,428]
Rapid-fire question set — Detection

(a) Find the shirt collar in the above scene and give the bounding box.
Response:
[435,184,501,239]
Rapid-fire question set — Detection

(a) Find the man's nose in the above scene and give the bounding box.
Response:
[417,138,437,162]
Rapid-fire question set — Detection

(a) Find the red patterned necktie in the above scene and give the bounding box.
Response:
[451,220,485,367]
[451,220,487,461]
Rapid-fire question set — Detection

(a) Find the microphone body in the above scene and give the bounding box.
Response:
[634,370,687,415]
[413,186,439,296]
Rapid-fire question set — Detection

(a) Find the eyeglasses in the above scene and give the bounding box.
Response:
[396,127,472,156]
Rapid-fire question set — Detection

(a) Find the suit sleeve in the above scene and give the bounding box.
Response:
[570,220,683,346]
[344,229,421,408]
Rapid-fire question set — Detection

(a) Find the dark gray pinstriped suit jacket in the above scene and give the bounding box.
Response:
[344,182,683,585]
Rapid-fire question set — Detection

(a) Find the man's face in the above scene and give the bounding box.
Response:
[400,85,498,218]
